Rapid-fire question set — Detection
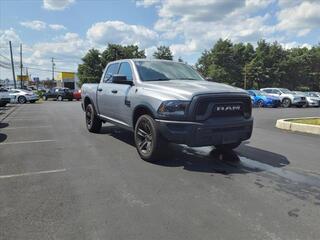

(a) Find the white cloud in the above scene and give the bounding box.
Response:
[49,24,67,30]
[276,1,320,36]
[86,21,158,48]
[43,0,75,11]
[0,28,21,46]
[136,0,160,7]
[20,20,47,31]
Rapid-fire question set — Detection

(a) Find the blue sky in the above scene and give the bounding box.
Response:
[1,0,319,80]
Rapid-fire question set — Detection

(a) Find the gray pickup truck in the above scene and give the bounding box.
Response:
[81,59,253,161]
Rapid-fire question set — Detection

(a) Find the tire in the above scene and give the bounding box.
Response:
[257,99,264,108]
[18,96,27,104]
[57,95,63,101]
[0,102,6,107]
[85,103,102,133]
[30,100,36,103]
[43,96,47,101]
[68,98,73,101]
[134,114,167,162]
[215,142,241,151]
[282,98,291,108]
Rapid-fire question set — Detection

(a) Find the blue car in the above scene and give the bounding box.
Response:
[247,90,281,108]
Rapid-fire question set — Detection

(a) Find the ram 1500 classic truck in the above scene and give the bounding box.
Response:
[81,59,253,161]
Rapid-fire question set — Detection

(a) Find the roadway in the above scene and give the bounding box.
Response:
[0,101,320,240]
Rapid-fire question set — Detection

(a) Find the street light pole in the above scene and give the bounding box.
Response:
[20,44,23,89]
[9,41,17,88]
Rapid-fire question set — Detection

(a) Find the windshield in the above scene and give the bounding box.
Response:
[135,61,204,81]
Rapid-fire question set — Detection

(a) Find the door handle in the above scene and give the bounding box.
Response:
[111,90,118,94]
[97,88,103,92]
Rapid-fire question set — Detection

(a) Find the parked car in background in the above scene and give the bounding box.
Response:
[294,91,320,107]
[247,90,281,108]
[0,88,11,107]
[43,88,73,101]
[260,88,307,108]
[9,89,39,104]
[73,89,81,101]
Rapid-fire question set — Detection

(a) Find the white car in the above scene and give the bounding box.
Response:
[9,89,39,104]
[260,88,307,108]
[301,92,320,107]
[0,88,11,107]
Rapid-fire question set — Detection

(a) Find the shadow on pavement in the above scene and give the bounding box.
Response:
[99,125,290,175]
[0,123,9,129]
[0,133,7,143]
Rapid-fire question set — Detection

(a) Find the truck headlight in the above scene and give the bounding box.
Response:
[158,100,190,118]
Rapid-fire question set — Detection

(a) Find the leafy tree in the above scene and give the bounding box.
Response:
[101,44,145,68]
[78,48,103,86]
[78,44,146,85]
[153,46,173,60]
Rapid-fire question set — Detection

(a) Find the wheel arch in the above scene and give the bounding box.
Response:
[132,104,156,128]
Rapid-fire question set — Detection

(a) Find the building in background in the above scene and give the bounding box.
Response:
[56,72,79,90]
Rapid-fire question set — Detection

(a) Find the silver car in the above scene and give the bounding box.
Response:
[9,89,39,104]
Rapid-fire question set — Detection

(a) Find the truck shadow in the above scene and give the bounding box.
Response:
[100,125,290,175]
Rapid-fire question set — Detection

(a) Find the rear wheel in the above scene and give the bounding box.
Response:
[134,114,167,162]
[257,99,264,108]
[282,98,291,108]
[215,142,241,151]
[57,95,63,101]
[85,103,102,133]
[43,95,47,101]
[18,96,27,104]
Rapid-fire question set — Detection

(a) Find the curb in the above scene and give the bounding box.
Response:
[276,117,320,135]
[0,104,18,123]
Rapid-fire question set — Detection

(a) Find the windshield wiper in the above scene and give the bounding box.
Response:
[148,78,171,81]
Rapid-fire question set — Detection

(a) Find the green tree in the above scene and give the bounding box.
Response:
[153,46,173,60]
[78,48,102,86]
[101,44,146,69]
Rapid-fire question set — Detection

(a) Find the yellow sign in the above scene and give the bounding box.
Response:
[17,75,29,81]
[57,72,75,81]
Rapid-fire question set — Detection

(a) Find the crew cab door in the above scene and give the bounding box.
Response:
[97,63,120,119]
[110,62,134,125]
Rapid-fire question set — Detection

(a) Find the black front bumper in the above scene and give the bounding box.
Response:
[156,117,253,147]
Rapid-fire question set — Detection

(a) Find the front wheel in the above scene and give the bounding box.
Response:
[85,104,102,133]
[57,95,63,101]
[215,142,241,151]
[134,114,167,162]
[257,100,264,108]
[18,96,27,104]
[282,98,291,108]
[43,95,47,101]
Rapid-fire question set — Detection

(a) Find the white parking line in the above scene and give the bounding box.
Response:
[5,126,51,130]
[0,169,66,179]
[0,139,55,145]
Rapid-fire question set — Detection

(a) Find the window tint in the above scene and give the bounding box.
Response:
[117,62,133,81]
[263,89,272,93]
[104,63,119,82]
[273,89,280,94]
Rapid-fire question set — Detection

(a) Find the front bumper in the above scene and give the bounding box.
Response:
[156,117,253,147]
[292,99,307,106]
[26,95,39,101]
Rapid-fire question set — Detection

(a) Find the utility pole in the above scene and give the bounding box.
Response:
[20,43,23,89]
[9,41,17,88]
[51,57,55,81]
[244,65,247,90]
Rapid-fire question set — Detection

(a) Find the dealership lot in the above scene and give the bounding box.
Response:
[1,102,320,240]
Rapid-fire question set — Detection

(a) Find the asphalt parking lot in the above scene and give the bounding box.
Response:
[1,102,320,240]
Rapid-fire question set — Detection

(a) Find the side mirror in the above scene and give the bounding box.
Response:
[205,77,213,81]
[112,75,133,85]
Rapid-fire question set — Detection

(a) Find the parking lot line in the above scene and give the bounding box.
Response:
[0,139,56,145]
[5,125,52,130]
[0,169,66,179]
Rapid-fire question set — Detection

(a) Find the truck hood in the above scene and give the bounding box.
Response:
[140,80,246,100]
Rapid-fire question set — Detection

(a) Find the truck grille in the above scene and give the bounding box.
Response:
[190,93,252,121]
